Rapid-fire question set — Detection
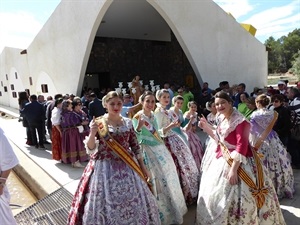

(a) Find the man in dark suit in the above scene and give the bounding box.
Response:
[21,94,46,149]
[88,93,105,120]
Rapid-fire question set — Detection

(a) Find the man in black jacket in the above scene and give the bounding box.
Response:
[88,93,105,121]
[21,94,46,149]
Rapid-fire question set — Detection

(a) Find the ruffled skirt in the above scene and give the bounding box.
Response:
[164,133,199,205]
[68,158,160,225]
[185,130,204,169]
[259,134,294,199]
[196,140,286,225]
[142,144,187,224]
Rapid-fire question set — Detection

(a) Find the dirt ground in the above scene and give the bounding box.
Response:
[268,73,299,85]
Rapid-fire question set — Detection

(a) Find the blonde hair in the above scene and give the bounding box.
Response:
[102,91,123,108]
[255,94,270,107]
[155,89,169,101]
[172,95,184,105]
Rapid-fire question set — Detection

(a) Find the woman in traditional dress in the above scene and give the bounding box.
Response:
[132,91,187,224]
[168,95,188,143]
[196,91,286,225]
[154,89,199,205]
[182,101,204,169]
[51,98,63,161]
[249,94,294,199]
[68,91,160,225]
[0,127,19,225]
[60,100,88,167]
[203,97,217,150]
[72,99,90,138]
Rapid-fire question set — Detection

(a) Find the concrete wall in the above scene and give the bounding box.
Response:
[148,0,268,91]
[0,0,267,109]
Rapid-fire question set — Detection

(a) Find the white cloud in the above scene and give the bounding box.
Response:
[0,11,42,52]
[242,1,300,41]
[214,0,254,18]
[215,0,300,42]
[243,1,299,28]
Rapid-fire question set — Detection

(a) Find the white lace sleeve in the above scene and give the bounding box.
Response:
[230,150,248,164]
[83,136,99,155]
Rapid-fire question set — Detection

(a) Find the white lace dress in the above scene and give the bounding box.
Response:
[249,108,294,199]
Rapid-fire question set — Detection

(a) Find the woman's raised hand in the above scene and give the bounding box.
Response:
[89,116,98,136]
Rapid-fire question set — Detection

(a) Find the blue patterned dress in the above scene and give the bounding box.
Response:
[132,111,187,224]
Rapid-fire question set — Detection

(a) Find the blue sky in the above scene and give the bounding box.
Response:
[0,0,299,53]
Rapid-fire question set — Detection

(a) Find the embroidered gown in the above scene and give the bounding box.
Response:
[249,109,294,199]
[60,110,88,164]
[68,117,160,225]
[182,112,204,169]
[132,112,187,224]
[196,109,286,225]
[154,104,199,205]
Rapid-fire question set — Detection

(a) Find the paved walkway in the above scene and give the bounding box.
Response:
[0,105,299,224]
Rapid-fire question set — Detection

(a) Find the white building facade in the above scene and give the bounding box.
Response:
[0,0,267,109]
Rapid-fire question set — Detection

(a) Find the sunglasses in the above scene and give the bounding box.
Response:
[273,100,280,103]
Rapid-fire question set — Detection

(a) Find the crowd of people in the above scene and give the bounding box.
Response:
[15,78,300,224]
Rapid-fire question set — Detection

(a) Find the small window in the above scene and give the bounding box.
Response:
[4,86,7,92]
[12,92,17,98]
[29,77,33,85]
[1,81,3,87]
[41,84,48,93]
[11,84,14,90]
[15,72,18,79]
[0,91,2,96]
[6,74,8,80]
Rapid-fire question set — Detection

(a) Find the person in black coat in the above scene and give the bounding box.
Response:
[88,93,105,121]
[18,91,32,145]
[271,94,291,147]
[21,94,46,149]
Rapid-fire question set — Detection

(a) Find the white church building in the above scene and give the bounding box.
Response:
[0,0,267,109]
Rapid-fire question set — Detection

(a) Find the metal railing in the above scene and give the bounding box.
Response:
[14,187,73,225]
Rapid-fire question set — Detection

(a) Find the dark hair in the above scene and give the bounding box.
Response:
[54,94,63,100]
[30,94,37,101]
[72,99,81,109]
[55,98,64,107]
[90,92,97,98]
[140,91,155,102]
[255,94,270,107]
[271,94,284,103]
[289,87,300,96]
[238,83,246,89]
[18,91,28,105]
[215,91,233,104]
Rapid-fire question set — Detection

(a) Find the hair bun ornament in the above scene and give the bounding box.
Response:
[94,116,108,138]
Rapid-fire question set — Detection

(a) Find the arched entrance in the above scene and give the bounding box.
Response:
[81,0,200,96]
